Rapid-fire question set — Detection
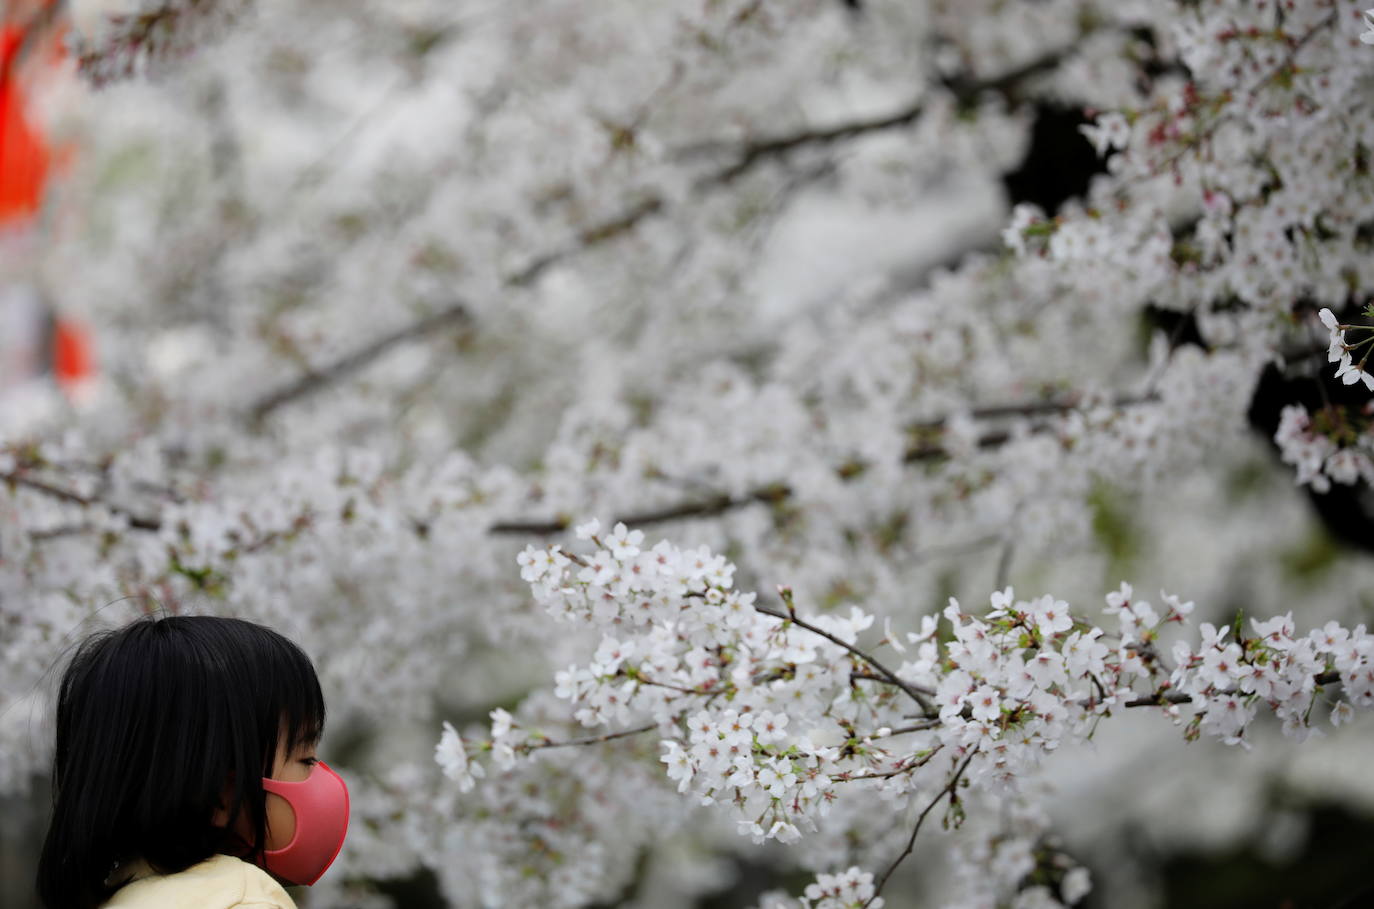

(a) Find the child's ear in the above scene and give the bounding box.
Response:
[209,772,236,827]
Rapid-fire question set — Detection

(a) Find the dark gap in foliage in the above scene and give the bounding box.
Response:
[1001,104,1108,215]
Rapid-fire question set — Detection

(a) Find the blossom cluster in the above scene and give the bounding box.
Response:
[507,521,853,845]
[942,803,1093,909]
[1009,3,1374,383]
[1274,402,1374,492]
[755,867,884,909]
[437,525,1373,907]
[1320,308,1374,393]
[69,0,252,88]
[1171,610,1374,744]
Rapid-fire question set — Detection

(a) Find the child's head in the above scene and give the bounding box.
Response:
[37,614,332,909]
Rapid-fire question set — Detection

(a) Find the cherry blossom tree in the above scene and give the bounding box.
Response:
[4,1,1374,907]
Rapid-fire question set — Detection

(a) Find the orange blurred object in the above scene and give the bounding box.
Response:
[52,315,95,386]
[0,4,96,397]
[0,24,53,225]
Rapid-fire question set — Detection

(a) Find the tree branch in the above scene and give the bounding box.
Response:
[688,48,1069,186]
[241,34,1091,429]
[488,485,790,536]
[248,301,473,422]
[238,41,1086,427]
[1121,670,1342,708]
[2,472,162,531]
[910,392,1157,430]
[11,389,1157,545]
[490,391,1159,535]
[904,392,1160,463]
[506,195,665,288]
[247,192,670,425]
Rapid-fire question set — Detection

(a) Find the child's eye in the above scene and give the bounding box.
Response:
[302,757,320,767]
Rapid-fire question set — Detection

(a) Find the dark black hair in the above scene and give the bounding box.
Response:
[37,615,326,909]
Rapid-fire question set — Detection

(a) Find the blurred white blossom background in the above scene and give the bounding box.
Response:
[4,1,1374,907]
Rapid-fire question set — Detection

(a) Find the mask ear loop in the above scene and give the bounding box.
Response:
[261,771,303,855]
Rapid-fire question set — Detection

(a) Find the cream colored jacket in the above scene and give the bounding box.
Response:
[100,853,297,909]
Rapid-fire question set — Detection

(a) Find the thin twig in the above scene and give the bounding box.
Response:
[994,534,1016,591]
[833,742,944,784]
[850,670,919,689]
[754,599,937,717]
[522,723,657,752]
[864,751,977,907]
[884,720,942,736]
[634,675,707,696]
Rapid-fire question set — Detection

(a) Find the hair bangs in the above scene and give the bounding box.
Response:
[265,629,327,756]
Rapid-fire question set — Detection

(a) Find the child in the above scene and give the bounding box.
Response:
[36,615,350,909]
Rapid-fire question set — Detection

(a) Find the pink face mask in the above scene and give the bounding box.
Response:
[259,760,350,886]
